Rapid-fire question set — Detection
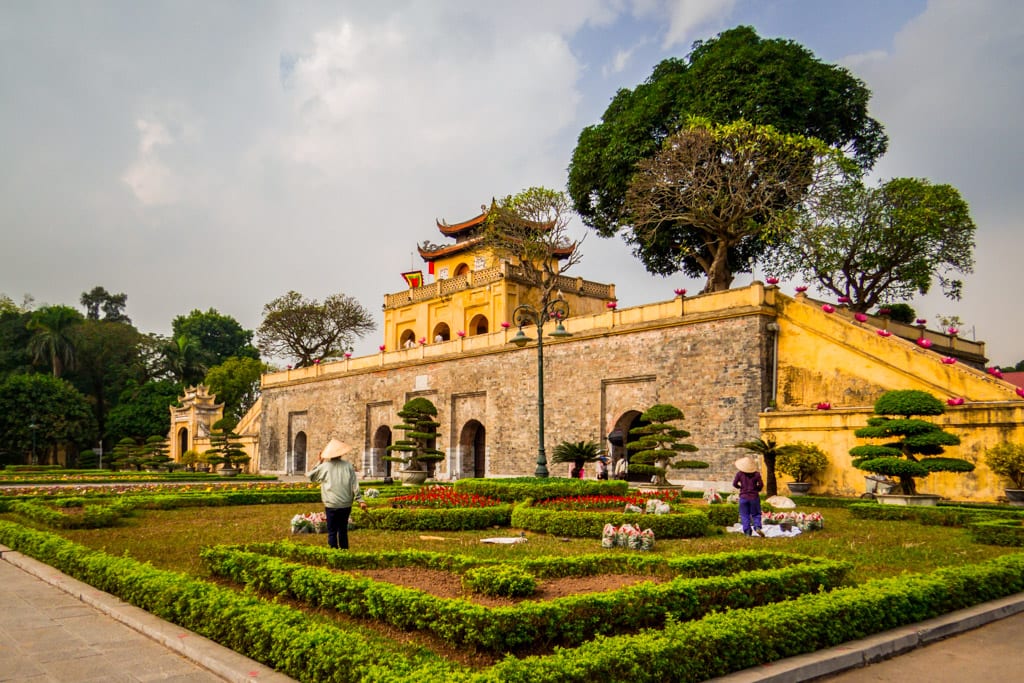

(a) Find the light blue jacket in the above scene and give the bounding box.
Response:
[308,459,363,509]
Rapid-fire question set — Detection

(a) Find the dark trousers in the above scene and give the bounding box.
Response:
[739,498,763,535]
[325,506,352,549]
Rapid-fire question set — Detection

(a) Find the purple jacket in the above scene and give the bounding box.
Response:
[732,471,764,501]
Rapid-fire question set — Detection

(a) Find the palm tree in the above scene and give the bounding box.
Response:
[735,435,788,497]
[552,440,604,478]
[163,335,206,385]
[26,305,83,377]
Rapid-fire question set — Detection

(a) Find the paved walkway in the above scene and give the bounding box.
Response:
[3,539,1023,683]
[0,546,294,683]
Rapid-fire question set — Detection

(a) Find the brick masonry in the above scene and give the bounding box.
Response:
[259,312,773,481]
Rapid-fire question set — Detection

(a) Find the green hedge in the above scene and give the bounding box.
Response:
[352,504,512,531]
[452,477,629,502]
[968,519,1024,546]
[849,502,1024,526]
[511,503,711,538]
[201,544,850,653]
[487,552,1024,682]
[0,521,467,682]
[8,499,134,529]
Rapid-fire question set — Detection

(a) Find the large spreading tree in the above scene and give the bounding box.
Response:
[762,176,976,311]
[623,119,832,292]
[257,291,376,367]
[171,308,259,367]
[567,25,886,281]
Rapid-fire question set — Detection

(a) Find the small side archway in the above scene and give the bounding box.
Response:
[292,431,308,473]
[468,314,489,336]
[454,263,470,277]
[432,323,450,342]
[458,420,486,479]
[400,329,417,348]
[371,425,393,479]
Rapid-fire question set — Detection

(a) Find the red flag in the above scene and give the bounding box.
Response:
[427,261,435,275]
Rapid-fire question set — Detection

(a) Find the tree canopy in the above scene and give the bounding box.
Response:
[567,25,886,279]
[26,305,84,377]
[627,403,705,485]
[104,379,181,444]
[256,291,376,367]
[204,356,267,421]
[623,119,830,291]
[763,177,975,310]
[0,374,97,464]
[171,308,259,367]
[80,286,131,324]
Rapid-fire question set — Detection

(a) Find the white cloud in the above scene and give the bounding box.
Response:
[661,0,737,49]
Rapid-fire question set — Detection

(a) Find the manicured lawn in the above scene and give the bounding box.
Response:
[48,502,1015,584]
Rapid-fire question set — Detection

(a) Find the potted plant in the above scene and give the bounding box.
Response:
[384,397,444,485]
[205,418,251,476]
[626,404,706,486]
[984,442,1024,506]
[179,449,201,472]
[774,441,829,495]
[551,440,604,479]
[849,390,972,505]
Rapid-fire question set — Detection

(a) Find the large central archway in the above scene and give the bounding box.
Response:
[609,410,648,481]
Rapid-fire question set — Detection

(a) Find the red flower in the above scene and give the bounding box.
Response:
[765,276,779,285]
[816,402,832,410]
[674,288,687,296]
[795,285,808,293]
[379,345,386,351]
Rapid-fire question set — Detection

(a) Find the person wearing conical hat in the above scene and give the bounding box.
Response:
[732,456,765,537]
[308,439,367,550]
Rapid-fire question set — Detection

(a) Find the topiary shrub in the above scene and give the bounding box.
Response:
[984,443,1024,490]
[461,565,537,598]
[627,404,706,485]
[849,390,970,495]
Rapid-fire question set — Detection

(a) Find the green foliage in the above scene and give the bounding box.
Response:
[256,290,375,368]
[104,379,181,444]
[884,303,917,323]
[384,397,444,470]
[968,519,1024,547]
[110,437,146,471]
[203,356,266,421]
[0,374,97,464]
[764,177,975,310]
[27,304,84,377]
[461,564,537,598]
[512,503,711,539]
[353,504,512,531]
[627,404,704,485]
[984,442,1024,489]
[775,442,829,483]
[9,498,133,528]
[567,25,886,281]
[850,390,968,495]
[551,440,604,474]
[143,435,173,471]
[452,477,629,502]
[171,308,258,367]
[80,286,130,323]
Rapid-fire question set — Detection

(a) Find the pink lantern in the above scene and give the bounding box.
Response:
[947,397,965,406]
[947,327,959,336]
[941,357,957,364]
[457,330,466,337]
[838,296,851,304]
[878,307,891,316]
[501,321,511,329]
[765,276,779,285]
[607,301,618,309]
[821,304,835,313]
[854,313,868,322]
[674,288,687,296]
[877,330,892,337]
[917,338,933,348]
[816,402,832,410]
[989,367,1004,379]
[795,285,808,293]
[286,365,292,370]
[344,352,351,359]
[1016,387,1024,398]
[916,318,927,325]
[378,345,386,352]
[313,358,320,364]
[419,337,426,345]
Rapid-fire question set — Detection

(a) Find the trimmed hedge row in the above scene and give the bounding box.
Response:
[201,545,850,653]
[968,519,1024,547]
[0,521,467,682]
[7,499,133,529]
[511,503,711,538]
[849,502,1024,526]
[352,504,512,531]
[244,541,827,580]
[452,477,629,502]
[486,552,1024,682]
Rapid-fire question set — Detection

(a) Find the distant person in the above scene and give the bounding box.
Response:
[308,439,367,549]
[404,338,416,349]
[596,456,609,480]
[732,456,765,537]
[614,457,628,480]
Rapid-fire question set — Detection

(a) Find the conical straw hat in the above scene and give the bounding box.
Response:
[321,439,353,460]
[734,456,758,473]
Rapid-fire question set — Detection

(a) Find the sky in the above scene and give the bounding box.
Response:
[2,0,1022,365]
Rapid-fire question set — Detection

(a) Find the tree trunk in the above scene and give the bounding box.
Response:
[764,454,778,496]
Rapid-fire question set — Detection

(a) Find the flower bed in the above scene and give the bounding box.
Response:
[291,511,327,534]
[389,485,501,508]
[764,511,824,531]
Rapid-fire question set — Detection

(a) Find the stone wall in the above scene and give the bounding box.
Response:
[258,311,773,481]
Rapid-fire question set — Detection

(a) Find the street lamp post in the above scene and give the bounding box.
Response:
[509,295,571,477]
